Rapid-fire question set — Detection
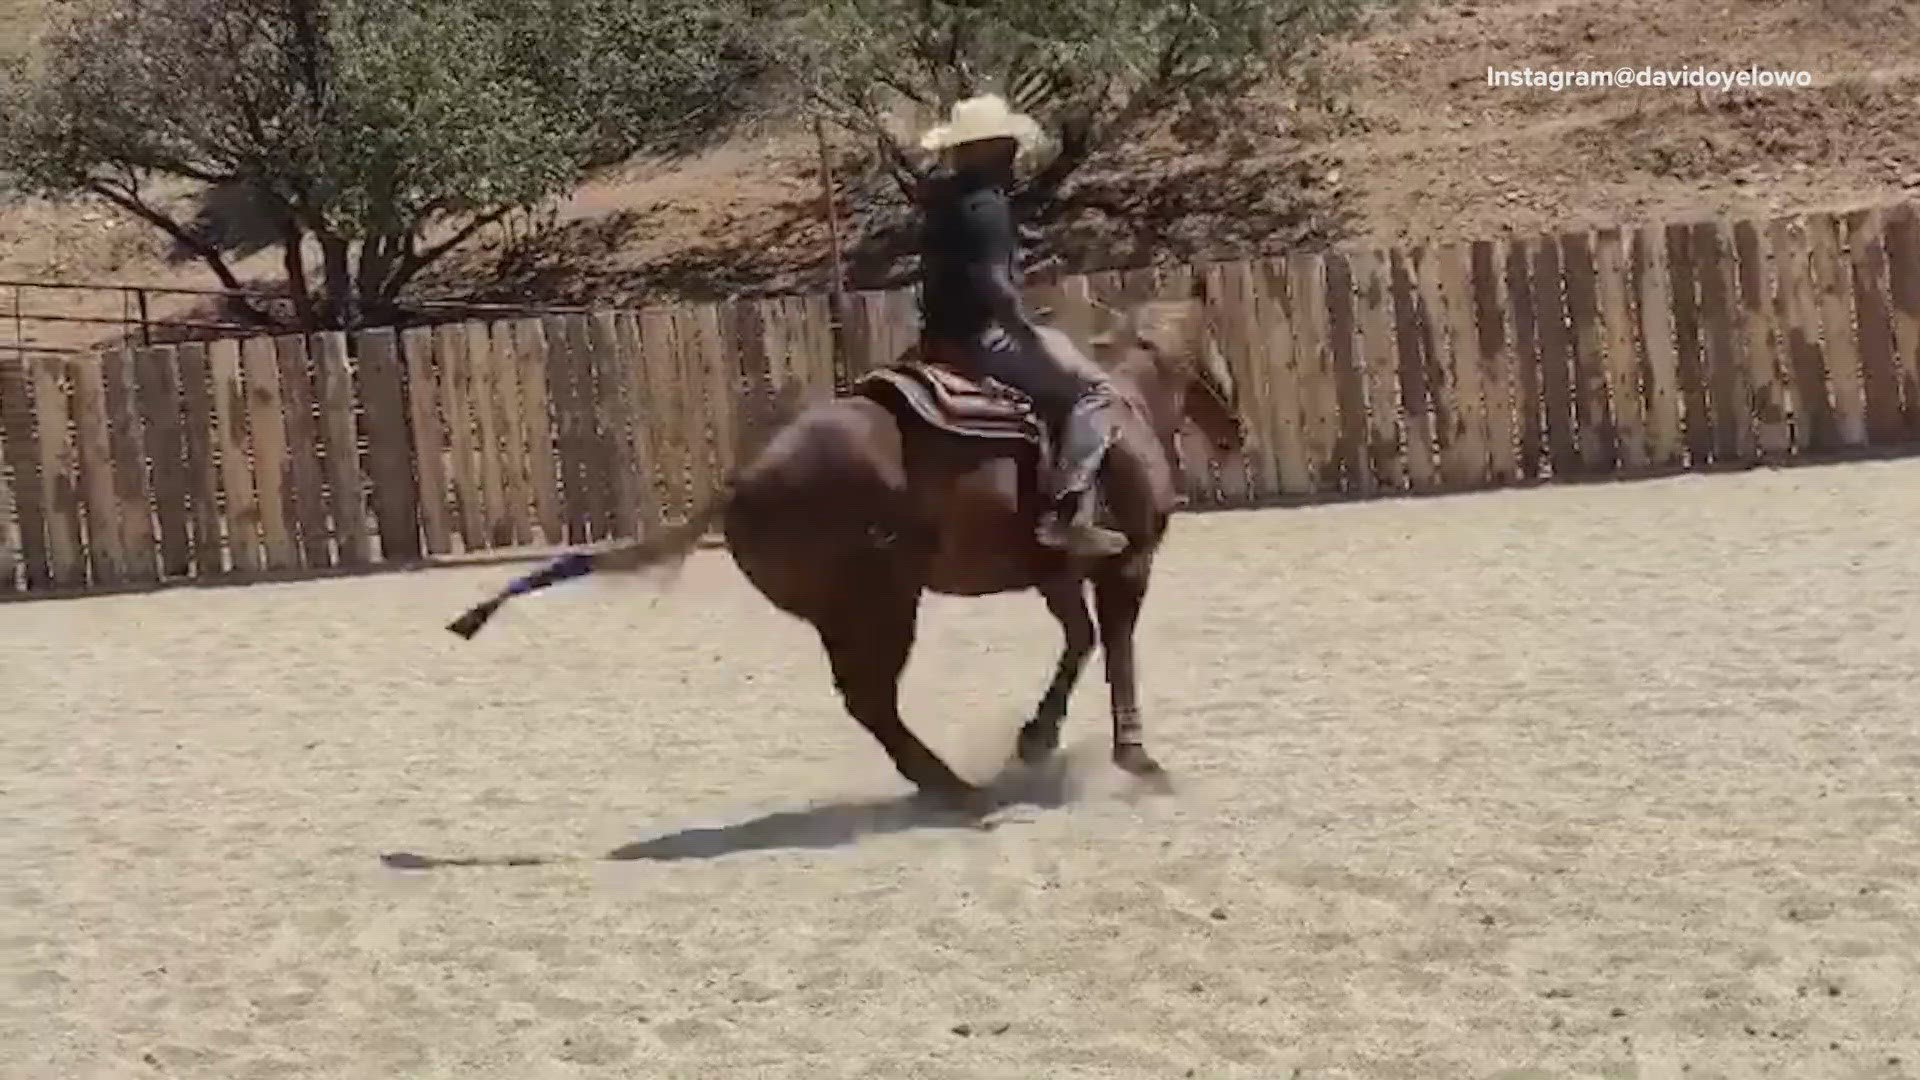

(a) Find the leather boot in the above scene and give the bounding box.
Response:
[1036,491,1126,557]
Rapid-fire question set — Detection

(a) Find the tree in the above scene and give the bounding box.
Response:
[782,0,1370,223]
[0,0,760,328]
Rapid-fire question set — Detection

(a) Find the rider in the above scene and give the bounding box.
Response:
[914,94,1128,558]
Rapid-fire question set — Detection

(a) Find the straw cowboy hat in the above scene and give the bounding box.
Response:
[918,94,1044,154]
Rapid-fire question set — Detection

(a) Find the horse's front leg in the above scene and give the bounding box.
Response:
[818,555,990,815]
[1017,574,1096,764]
[1093,553,1168,786]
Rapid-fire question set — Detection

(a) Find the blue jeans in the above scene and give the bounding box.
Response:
[955,324,1118,502]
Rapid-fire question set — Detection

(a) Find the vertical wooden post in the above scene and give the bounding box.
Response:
[816,117,847,303]
[817,116,856,395]
[136,288,154,347]
[0,353,51,590]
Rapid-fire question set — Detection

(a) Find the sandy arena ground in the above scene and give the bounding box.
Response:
[5,461,1920,1079]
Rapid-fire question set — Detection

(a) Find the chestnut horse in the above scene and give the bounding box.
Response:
[448,299,1247,813]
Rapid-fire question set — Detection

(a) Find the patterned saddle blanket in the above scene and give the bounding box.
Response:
[852,352,1051,459]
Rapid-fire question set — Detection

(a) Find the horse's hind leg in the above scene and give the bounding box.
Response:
[1093,553,1170,787]
[817,572,988,813]
[1016,575,1095,765]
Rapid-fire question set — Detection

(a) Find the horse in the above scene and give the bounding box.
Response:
[447,297,1248,814]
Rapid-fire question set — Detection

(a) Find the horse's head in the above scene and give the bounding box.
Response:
[1093,299,1247,453]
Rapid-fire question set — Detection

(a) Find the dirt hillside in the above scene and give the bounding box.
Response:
[1,0,1917,352]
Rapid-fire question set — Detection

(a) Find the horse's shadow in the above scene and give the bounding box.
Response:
[605,793,1001,862]
[381,750,1111,871]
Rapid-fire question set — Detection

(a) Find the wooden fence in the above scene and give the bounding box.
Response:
[2,201,1918,598]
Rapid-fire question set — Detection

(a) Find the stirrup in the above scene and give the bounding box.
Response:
[1037,517,1127,557]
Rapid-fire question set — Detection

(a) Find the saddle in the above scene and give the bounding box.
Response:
[852,345,1053,465]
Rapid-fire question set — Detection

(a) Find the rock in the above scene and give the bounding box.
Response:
[1210,907,1228,921]
[950,1023,973,1037]
[1902,172,1920,189]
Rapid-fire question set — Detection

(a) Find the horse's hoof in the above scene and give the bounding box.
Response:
[1113,745,1171,789]
[1015,721,1060,765]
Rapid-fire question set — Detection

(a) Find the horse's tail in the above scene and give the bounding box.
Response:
[447,379,811,639]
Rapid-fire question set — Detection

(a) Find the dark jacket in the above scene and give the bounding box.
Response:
[916,166,1020,341]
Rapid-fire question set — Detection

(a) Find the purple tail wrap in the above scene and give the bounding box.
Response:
[506,551,593,596]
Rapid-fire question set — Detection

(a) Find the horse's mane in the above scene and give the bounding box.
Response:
[1088,299,1209,377]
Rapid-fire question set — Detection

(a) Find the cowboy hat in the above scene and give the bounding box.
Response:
[918,94,1043,153]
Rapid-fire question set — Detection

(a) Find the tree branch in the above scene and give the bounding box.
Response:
[382,206,516,303]
[1055,190,1129,217]
[356,230,399,316]
[84,139,238,186]
[871,70,934,109]
[1016,107,1096,213]
[816,89,926,202]
[206,12,289,180]
[83,178,279,327]
[278,217,320,330]
[286,0,332,113]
